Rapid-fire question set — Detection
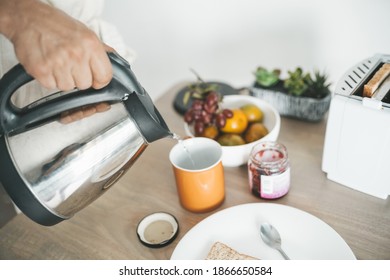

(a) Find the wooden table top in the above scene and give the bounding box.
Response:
[0,82,389,260]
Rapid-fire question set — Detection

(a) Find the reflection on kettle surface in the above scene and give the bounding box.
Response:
[41,143,85,177]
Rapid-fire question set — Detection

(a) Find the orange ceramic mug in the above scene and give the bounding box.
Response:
[169,137,225,212]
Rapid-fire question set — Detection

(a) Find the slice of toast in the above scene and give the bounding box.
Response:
[363,63,390,97]
[205,242,258,260]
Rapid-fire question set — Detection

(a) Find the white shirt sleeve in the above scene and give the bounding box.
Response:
[44,0,136,63]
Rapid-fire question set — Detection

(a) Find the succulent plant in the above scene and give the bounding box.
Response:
[306,70,331,99]
[283,67,312,96]
[254,67,281,87]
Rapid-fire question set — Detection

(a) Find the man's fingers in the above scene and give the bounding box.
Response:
[53,66,75,92]
[59,103,110,124]
[90,52,112,89]
[72,60,93,90]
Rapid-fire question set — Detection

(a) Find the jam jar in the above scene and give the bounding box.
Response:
[248,141,290,199]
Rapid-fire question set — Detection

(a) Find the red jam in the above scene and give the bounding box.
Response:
[248,142,290,199]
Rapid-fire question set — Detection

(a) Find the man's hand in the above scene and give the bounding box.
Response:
[0,0,113,91]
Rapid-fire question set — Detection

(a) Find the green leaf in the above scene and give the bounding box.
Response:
[254,66,281,87]
[183,91,191,105]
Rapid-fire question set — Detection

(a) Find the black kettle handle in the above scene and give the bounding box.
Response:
[0,52,141,135]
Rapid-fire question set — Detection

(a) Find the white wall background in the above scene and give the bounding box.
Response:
[102,0,390,100]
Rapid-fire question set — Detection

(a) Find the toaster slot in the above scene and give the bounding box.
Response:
[352,62,386,98]
[372,75,390,103]
[352,62,390,105]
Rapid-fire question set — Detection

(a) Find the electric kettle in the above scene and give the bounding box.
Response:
[0,52,172,226]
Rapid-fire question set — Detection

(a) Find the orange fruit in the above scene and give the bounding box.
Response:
[201,125,219,140]
[240,104,263,122]
[220,109,248,134]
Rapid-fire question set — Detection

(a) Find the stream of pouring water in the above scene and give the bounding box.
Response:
[171,133,196,168]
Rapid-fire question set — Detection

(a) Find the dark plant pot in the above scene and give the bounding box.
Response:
[250,84,331,122]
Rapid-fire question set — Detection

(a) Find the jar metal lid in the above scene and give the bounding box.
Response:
[136,212,179,248]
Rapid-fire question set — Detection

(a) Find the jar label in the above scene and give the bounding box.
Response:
[260,167,290,199]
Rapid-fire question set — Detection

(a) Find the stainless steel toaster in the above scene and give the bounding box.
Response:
[322,54,390,199]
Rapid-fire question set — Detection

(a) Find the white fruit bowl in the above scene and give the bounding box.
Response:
[184,95,281,167]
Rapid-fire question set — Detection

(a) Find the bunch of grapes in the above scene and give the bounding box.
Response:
[183,91,233,136]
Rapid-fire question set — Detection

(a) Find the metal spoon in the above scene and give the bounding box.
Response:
[260,223,290,260]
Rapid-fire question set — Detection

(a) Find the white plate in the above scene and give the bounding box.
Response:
[171,203,356,260]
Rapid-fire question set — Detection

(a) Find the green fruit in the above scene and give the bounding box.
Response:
[217,134,246,146]
[244,123,268,143]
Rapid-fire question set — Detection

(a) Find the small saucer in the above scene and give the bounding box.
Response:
[136,212,179,248]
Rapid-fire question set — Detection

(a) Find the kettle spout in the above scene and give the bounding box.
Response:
[124,91,172,143]
[108,52,172,143]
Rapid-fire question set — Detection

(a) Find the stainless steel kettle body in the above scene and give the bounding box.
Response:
[0,52,171,226]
